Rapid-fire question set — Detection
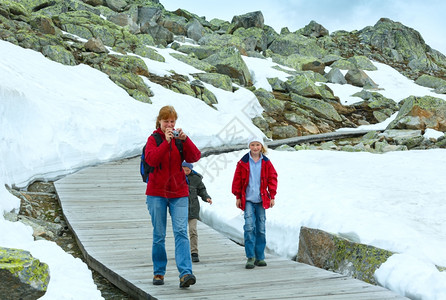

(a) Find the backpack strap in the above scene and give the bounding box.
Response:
[151,132,163,146]
[175,138,184,162]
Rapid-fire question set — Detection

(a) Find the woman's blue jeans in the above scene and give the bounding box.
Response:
[146,196,192,278]
[243,201,266,260]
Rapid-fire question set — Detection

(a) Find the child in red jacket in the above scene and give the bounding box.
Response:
[231,136,278,269]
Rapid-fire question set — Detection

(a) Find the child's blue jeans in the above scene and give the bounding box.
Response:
[243,201,266,260]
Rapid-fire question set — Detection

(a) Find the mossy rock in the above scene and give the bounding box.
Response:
[192,72,233,91]
[297,227,394,285]
[0,247,50,299]
[170,52,217,73]
[387,95,446,131]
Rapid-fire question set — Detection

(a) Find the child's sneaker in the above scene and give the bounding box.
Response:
[191,253,200,262]
[254,259,267,267]
[245,257,255,269]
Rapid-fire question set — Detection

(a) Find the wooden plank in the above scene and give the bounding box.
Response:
[55,156,408,300]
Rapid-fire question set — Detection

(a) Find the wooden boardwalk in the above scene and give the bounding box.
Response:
[55,154,407,299]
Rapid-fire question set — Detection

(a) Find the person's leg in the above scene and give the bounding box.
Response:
[254,203,266,261]
[243,201,256,260]
[147,196,168,276]
[169,197,193,278]
[189,218,198,254]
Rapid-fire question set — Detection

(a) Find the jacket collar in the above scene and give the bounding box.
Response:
[241,152,269,163]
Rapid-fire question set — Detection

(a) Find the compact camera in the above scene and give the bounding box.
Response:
[172,130,180,137]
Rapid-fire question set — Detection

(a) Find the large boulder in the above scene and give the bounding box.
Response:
[345,69,379,88]
[415,74,446,90]
[387,95,446,132]
[203,46,252,86]
[137,5,162,29]
[290,94,342,122]
[253,88,285,113]
[192,73,233,91]
[284,74,334,100]
[170,52,217,72]
[379,129,425,149]
[325,67,347,84]
[347,55,377,71]
[186,19,207,42]
[158,13,188,36]
[297,226,393,285]
[175,44,220,60]
[350,90,399,123]
[0,247,50,299]
[228,10,264,34]
[232,27,268,52]
[299,20,329,38]
[359,18,443,72]
[268,33,326,58]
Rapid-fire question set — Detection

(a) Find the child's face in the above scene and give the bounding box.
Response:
[249,142,262,155]
[182,166,191,175]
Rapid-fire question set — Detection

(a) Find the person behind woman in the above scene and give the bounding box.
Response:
[145,105,201,288]
[231,136,278,269]
[182,161,212,263]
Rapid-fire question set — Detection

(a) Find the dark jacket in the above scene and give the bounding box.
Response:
[145,128,201,198]
[231,152,278,211]
[186,170,211,219]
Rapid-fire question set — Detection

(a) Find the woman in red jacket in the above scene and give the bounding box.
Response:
[232,136,278,269]
[145,105,201,288]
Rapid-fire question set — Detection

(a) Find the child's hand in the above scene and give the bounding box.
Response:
[207,198,212,205]
[270,199,275,208]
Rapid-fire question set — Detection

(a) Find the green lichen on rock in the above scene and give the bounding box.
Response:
[268,32,327,58]
[329,235,393,284]
[387,95,446,131]
[169,52,217,73]
[0,0,30,18]
[415,74,446,89]
[290,93,342,122]
[0,247,50,297]
[297,226,394,285]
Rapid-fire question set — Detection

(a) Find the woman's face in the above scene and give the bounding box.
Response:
[159,118,176,133]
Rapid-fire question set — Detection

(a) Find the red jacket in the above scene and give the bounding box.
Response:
[145,128,201,198]
[231,152,278,211]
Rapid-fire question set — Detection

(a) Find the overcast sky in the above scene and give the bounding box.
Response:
[161,0,446,55]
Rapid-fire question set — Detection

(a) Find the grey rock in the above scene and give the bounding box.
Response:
[0,247,50,299]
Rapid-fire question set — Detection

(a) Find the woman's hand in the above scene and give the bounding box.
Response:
[165,128,173,143]
[175,128,187,141]
[236,199,241,209]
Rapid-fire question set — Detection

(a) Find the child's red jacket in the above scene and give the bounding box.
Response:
[231,153,278,211]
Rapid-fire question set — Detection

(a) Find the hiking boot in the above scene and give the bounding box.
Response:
[254,259,267,267]
[179,274,196,288]
[245,257,255,269]
[153,275,164,285]
[191,253,200,263]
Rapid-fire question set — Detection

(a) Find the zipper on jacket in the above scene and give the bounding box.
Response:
[168,142,172,191]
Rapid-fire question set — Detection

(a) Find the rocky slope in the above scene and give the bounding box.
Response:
[2,0,446,140]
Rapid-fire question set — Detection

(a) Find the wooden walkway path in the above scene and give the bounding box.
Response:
[54,150,407,299]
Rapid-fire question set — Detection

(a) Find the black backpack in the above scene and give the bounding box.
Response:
[140,132,184,183]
